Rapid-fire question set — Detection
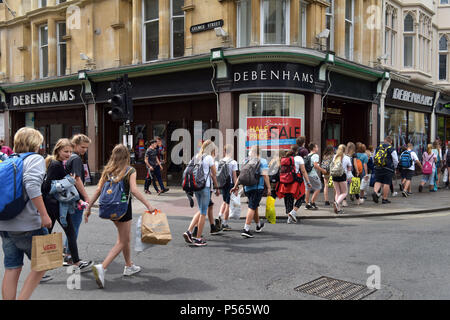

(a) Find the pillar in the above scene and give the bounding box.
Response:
[309,93,322,155]
[31,23,39,80]
[183,1,194,56]
[219,91,234,149]
[370,103,378,147]
[290,0,299,46]
[132,0,142,64]
[158,0,170,60]
[353,0,363,64]
[48,17,57,77]
[334,0,346,58]
[250,0,260,45]
[87,102,99,184]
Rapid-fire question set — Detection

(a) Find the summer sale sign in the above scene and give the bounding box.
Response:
[246,117,302,150]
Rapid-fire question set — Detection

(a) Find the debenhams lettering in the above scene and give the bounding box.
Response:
[234,69,314,84]
[392,88,433,106]
[13,89,76,107]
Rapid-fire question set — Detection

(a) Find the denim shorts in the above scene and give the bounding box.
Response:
[247,189,264,210]
[221,184,232,204]
[194,187,211,215]
[0,227,49,269]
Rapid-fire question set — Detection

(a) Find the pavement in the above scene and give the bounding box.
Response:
[85,175,450,220]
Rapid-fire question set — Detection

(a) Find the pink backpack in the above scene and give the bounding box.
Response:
[422,153,433,175]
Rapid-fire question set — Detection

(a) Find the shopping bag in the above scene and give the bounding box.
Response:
[328,176,334,188]
[349,177,361,195]
[360,174,370,191]
[444,168,448,183]
[31,232,63,272]
[265,196,276,224]
[229,192,241,220]
[135,216,153,252]
[141,210,172,245]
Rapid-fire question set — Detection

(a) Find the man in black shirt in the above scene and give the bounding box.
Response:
[145,139,169,195]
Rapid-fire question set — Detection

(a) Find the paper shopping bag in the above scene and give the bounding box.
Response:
[31,232,63,272]
[265,196,276,224]
[141,210,172,245]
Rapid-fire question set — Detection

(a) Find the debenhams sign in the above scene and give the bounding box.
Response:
[391,88,434,107]
[11,89,77,108]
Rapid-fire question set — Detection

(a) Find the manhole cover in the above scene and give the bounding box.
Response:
[294,276,377,300]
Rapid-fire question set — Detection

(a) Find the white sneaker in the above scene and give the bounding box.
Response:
[287,216,294,224]
[123,264,141,276]
[288,210,297,223]
[358,198,365,205]
[392,192,398,197]
[92,264,105,289]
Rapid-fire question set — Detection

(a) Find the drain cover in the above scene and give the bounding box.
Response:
[294,276,377,300]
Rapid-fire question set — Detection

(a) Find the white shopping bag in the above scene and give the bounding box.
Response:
[444,169,448,183]
[229,192,241,220]
[135,216,153,252]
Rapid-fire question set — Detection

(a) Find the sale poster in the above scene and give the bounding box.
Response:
[246,117,302,150]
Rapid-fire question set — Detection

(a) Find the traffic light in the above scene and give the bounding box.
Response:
[107,75,133,122]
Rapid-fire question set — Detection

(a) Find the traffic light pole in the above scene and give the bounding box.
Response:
[123,119,135,164]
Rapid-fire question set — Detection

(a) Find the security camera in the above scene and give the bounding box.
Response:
[316,29,330,39]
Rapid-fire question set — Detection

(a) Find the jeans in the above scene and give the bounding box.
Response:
[0,227,48,269]
[152,166,165,192]
[65,208,83,255]
[49,209,80,264]
[144,169,152,191]
[194,187,211,215]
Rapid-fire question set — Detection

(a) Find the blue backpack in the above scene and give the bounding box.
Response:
[0,152,35,220]
[400,151,413,169]
[98,168,131,221]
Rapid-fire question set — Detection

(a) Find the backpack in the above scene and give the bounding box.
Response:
[239,157,261,186]
[320,157,332,175]
[279,157,297,184]
[268,160,280,184]
[216,159,232,189]
[352,154,363,177]
[422,153,434,175]
[330,157,345,177]
[374,144,392,167]
[304,154,314,173]
[99,168,132,221]
[182,155,210,192]
[0,153,36,221]
[399,150,413,169]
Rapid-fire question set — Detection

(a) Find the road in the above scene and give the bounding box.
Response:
[2,209,450,300]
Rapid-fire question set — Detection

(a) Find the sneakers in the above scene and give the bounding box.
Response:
[210,224,223,235]
[256,222,265,233]
[402,190,408,197]
[215,218,222,230]
[358,198,365,205]
[183,230,193,244]
[92,264,105,289]
[75,260,94,273]
[311,203,319,210]
[40,274,53,283]
[288,210,297,223]
[372,192,380,203]
[241,229,254,238]
[123,264,141,276]
[391,191,398,197]
[333,202,339,214]
[305,203,313,210]
[287,216,294,224]
[382,199,391,204]
[399,183,404,192]
[162,188,170,193]
[324,201,331,206]
[63,255,73,266]
[222,224,232,231]
[337,209,345,214]
[192,238,207,247]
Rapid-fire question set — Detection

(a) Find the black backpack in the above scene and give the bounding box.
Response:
[216,159,232,189]
[304,154,314,173]
[182,155,209,192]
[239,158,261,186]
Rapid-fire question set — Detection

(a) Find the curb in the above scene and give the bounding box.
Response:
[257,206,450,220]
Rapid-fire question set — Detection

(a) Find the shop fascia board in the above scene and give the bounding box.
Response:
[0,54,212,93]
[329,60,384,82]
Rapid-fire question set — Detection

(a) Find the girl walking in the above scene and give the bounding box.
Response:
[419,144,437,193]
[85,144,156,289]
[330,144,352,214]
[321,146,335,206]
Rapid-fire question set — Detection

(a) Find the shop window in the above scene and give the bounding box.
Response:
[408,111,429,159]
[143,0,159,62]
[344,0,354,60]
[171,0,184,58]
[385,107,407,151]
[238,92,305,164]
[438,117,445,142]
[39,0,47,8]
[57,0,67,3]
[237,0,252,47]
[441,0,449,4]
[57,22,67,76]
[261,0,289,45]
[325,0,334,51]
[439,35,448,80]
[39,25,49,79]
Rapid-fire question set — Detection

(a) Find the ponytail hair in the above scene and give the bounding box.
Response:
[45,138,72,169]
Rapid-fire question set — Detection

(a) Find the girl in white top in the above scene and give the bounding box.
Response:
[331,144,352,214]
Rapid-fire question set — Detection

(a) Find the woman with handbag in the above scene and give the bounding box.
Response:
[419,144,437,193]
[85,144,156,289]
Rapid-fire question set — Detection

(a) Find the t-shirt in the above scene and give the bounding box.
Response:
[333,155,353,178]
[294,156,304,173]
[307,153,320,178]
[146,148,158,167]
[196,154,214,188]
[356,153,369,176]
[219,156,238,184]
[66,153,85,200]
[244,158,269,192]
